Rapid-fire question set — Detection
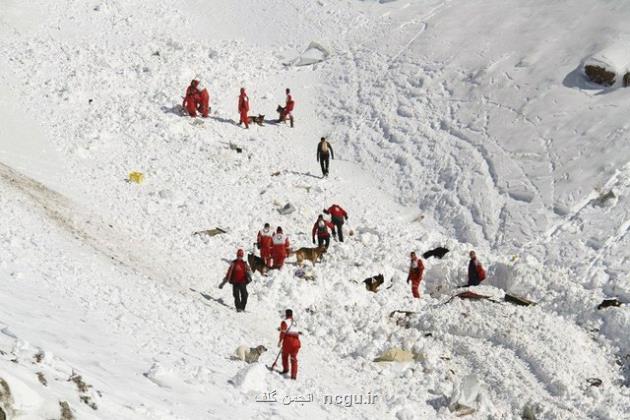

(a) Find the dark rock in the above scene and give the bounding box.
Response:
[584,65,616,86]
[597,298,622,310]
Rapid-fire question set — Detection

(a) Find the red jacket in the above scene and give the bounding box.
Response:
[285,94,295,112]
[183,86,199,107]
[238,93,249,113]
[272,233,290,257]
[326,205,347,220]
[279,318,300,349]
[225,259,250,284]
[408,258,424,282]
[312,220,334,239]
[257,229,273,252]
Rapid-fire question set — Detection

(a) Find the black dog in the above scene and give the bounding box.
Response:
[422,247,450,259]
[363,274,385,293]
[248,253,268,276]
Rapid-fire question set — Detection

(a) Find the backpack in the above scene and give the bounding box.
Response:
[321,141,329,153]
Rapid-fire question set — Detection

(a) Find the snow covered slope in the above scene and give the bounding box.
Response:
[0,0,629,418]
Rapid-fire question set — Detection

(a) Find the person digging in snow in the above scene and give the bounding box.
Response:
[407,251,425,298]
[467,250,486,286]
[312,214,335,249]
[256,223,274,267]
[182,79,210,118]
[278,88,295,127]
[271,226,290,269]
[278,309,301,380]
[182,79,200,117]
[323,204,348,242]
[219,249,252,312]
[237,87,250,128]
[316,137,334,177]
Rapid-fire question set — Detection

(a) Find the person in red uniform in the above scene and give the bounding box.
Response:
[196,81,210,118]
[182,79,200,117]
[271,227,290,269]
[407,251,425,298]
[256,223,273,267]
[220,249,252,312]
[311,214,335,249]
[279,88,295,127]
[323,204,348,242]
[278,309,301,380]
[238,87,250,128]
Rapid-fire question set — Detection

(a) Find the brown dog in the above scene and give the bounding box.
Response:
[294,246,327,266]
[363,274,385,292]
[248,253,268,275]
[247,114,265,126]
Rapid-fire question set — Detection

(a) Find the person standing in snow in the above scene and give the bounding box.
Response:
[182,79,200,117]
[271,227,290,269]
[278,309,301,380]
[467,250,486,286]
[257,223,274,267]
[237,87,250,128]
[407,251,424,298]
[323,204,348,242]
[316,137,334,177]
[279,88,295,127]
[219,249,252,312]
[312,214,335,249]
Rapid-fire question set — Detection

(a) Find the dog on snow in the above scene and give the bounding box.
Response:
[232,345,268,363]
[246,114,265,126]
[293,246,327,266]
[363,274,385,293]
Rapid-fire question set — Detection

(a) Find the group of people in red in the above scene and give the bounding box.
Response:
[256,224,290,269]
[182,80,295,128]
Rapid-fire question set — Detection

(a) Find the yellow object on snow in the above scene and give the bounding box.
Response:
[128,171,144,184]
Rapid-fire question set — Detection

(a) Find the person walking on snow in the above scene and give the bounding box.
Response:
[219,249,252,312]
[278,309,301,380]
[323,204,348,242]
[182,79,200,117]
[238,87,250,128]
[316,137,334,177]
[279,88,295,127]
[257,223,274,267]
[407,251,424,298]
[271,227,290,269]
[467,250,486,286]
[312,214,335,249]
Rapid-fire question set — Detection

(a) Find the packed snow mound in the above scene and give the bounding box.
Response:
[291,42,330,67]
[228,364,270,393]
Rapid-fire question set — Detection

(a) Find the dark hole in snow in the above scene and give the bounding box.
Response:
[586,378,602,387]
[597,298,622,310]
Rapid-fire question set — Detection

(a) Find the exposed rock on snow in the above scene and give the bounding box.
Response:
[583,43,630,86]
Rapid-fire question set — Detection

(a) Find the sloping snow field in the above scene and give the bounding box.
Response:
[1,0,629,418]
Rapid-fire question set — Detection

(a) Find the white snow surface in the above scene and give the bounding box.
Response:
[1,0,629,418]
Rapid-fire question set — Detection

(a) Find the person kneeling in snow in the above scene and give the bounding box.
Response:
[278,309,301,380]
[195,80,210,118]
[182,79,200,117]
[467,250,486,286]
[407,251,424,298]
[220,249,252,312]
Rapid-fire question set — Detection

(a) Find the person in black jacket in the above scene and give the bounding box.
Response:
[316,137,334,177]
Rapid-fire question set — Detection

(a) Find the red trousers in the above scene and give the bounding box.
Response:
[411,279,421,298]
[282,337,300,379]
[261,247,272,267]
[184,96,197,117]
[239,110,249,127]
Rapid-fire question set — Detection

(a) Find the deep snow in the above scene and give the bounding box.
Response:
[1,0,629,419]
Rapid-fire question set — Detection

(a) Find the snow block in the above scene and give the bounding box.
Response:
[583,43,630,87]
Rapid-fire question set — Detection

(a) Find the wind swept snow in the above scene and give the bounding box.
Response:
[1,0,629,419]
